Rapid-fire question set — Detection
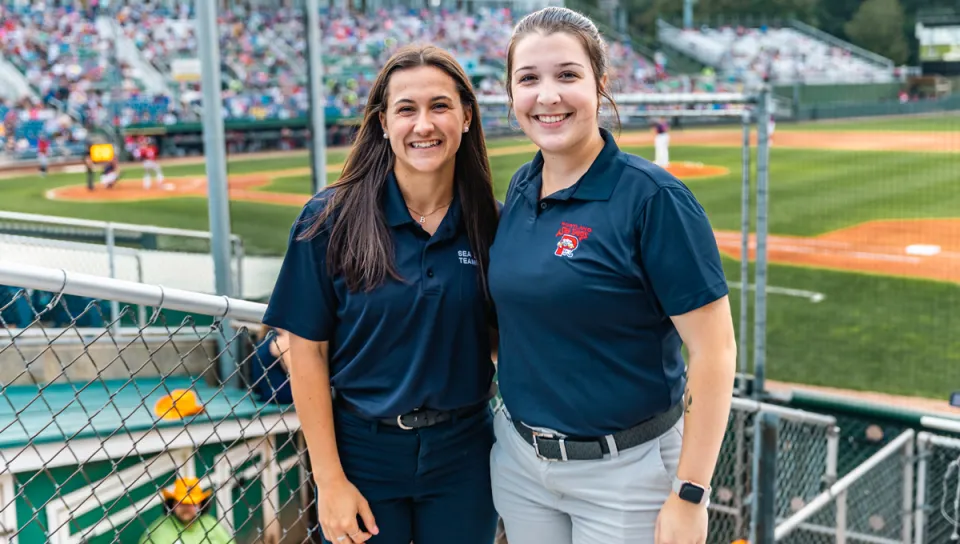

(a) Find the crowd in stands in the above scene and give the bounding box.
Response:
[661,24,895,86]
[0,0,760,158]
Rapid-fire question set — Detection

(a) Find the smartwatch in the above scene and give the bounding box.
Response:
[672,477,711,507]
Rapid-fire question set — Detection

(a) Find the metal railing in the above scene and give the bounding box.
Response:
[0,211,246,300]
[716,397,840,543]
[3,259,959,544]
[916,432,960,543]
[0,261,311,544]
[775,429,916,543]
[0,233,146,331]
[0,259,837,544]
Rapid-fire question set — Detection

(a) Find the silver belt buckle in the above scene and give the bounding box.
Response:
[396,415,414,430]
[531,430,567,461]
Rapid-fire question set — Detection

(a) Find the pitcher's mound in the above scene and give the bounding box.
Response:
[664,162,729,179]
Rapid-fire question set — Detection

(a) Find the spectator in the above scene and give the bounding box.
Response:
[138,477,234,544]
[249,327,292,405]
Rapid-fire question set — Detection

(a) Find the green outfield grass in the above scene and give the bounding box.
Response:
[724,257,960,401]
[262,172,339,194]
[1,125,958,400]
[784,113,960,132]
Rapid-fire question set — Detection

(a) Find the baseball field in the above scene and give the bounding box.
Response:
[2,113,959,404]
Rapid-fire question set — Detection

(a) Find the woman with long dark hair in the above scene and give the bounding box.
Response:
[262,44,500,544]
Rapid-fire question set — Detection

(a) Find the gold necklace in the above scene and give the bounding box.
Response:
[407,200,452,224]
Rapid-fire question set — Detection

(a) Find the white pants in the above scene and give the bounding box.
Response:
[142,160,163,188]
[654,133,670,166]
[100,171,118,187]
[490,407,683,544]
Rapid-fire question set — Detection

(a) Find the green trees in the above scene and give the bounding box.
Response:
[844,0,910,64]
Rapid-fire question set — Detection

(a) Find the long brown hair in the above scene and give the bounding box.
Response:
[299,44,498,296]
[505,7,621,130]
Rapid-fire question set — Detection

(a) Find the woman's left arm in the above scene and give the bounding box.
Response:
[656,294,737,544]
[671,294,737,489]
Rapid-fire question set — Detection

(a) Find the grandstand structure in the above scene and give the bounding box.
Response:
[0,0,795,162]
[1,0,932,162]
[657,19,899,87]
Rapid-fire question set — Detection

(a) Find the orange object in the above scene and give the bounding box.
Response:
[161,476,212,505]
[154,389,204,420]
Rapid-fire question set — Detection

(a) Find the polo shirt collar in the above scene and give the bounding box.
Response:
[382,170,463,239]
[519,128,622,203]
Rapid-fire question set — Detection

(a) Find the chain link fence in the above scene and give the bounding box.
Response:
[774,429,916,543]
[0,259,845,544]
[916,432,960,544]
[6,259,960,544]
[0,211,265,301]
[0,262,315,544]
[708,398,839,543]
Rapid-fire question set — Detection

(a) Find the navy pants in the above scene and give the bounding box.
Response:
[324,404,498,544]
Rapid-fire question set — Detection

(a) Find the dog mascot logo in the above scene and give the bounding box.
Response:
[554,222,592,257]
[555,234,580,257]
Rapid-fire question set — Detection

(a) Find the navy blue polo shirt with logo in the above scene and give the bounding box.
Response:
[262,171,494,418]
[488,128,728,437]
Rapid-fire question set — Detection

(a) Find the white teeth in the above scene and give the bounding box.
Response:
[411,140,440,149]
[536,114,568,124]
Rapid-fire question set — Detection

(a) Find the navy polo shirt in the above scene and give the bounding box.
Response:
[488,128,728,437]
[262,172,495,419]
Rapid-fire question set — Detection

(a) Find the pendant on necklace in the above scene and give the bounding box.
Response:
[419,216,426,223]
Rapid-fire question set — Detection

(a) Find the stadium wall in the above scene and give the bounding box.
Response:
[794,92,960,121]
[773,82,903,106]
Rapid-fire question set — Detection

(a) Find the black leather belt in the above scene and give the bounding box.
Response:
[335,383,497,430]
[512,402,684,461]
[339,399,487,429]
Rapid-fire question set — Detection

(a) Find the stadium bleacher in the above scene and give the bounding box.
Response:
[1,0,892,158]
[0,2,689,136]
[658,20,897,87]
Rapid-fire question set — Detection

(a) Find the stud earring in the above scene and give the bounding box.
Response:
[463,126,469,133]
[383,132,388,139]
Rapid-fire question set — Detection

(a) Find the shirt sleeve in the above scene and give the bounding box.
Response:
[261,203,338,341]
[637,187,729,316]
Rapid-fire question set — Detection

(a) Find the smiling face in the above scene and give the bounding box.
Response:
[509,31,606,156]
[379,65,471,179]
[173,502,199,525]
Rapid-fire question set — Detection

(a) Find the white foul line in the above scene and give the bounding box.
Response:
[728,281,826,303]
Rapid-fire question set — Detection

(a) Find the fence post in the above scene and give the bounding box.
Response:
[306,0,327,195]
[734,409,749,538]
[135,254,146,327]
[825,426,839,489]
[914,434,929,544]
[752,411,778,543]
[233,237,245,300]
[105,222,119,333]
[196,0,237,386]
[752,87,771,400]
[738,108,751,397]
[837,489,848,543]
[902,435,915,543]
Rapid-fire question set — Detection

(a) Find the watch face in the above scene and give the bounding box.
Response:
[679,483,705,504]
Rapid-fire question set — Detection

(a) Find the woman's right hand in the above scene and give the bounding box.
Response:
[316,475,379,543]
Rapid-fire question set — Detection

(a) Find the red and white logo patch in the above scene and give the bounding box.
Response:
[555,222,592,257]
